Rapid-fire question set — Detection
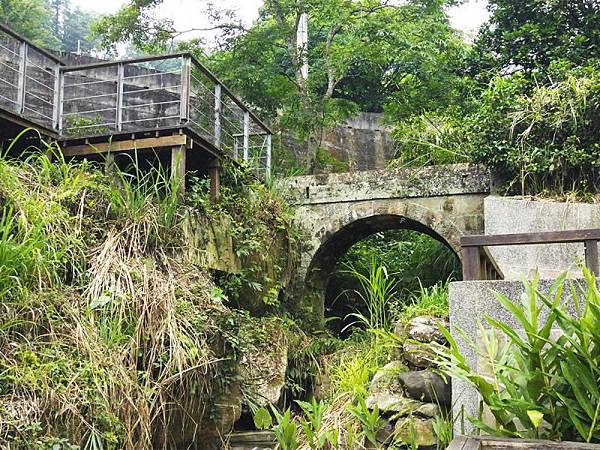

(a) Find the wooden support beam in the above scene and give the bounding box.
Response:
[208,159,221,202]
[62,134,188,156]
[171,145,186,194]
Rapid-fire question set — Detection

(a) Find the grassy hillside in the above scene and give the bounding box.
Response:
[0,135,301,449]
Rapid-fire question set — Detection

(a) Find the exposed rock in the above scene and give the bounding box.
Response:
[313,371,332,401]
[376,420,395,444]
[398,370,451,407]
[405,316,449,344]
[414,402,441,418]
[394,416,437,448]
[166,375,243,450]
[365,361,407,412]
[402,341,435,369]
[394,321,406,339]
[240,344,288,406]
[367,392,424,414]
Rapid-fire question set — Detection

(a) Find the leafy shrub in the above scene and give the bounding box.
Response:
[470,63,600,196]
[437,269,600,442]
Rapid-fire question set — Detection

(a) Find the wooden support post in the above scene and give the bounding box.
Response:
[208,159,221,203]
[585,239,599,275]
[462,246,481,281]
[171,145,186,194]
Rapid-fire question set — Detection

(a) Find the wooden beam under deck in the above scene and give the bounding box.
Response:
[61,134,191,156]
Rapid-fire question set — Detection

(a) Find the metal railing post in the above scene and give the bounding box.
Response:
[214,84,221,148]
[16,41,27,114]
[116,62,124,131]
[180,56,191,123]
[57,70,64,134]
[266,133,272,180]
[243,111,249,162]
[233,136,239,159]
[52,64,61,130]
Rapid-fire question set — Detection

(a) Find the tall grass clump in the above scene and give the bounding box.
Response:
[342,260,399,332]
[396,281,449,323]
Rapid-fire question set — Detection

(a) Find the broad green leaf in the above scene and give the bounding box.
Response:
[253,407,272,430]
[527,410,544,428]
[89,294,111,310]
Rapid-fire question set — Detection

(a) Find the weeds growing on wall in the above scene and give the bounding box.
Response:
[0,134,301,449]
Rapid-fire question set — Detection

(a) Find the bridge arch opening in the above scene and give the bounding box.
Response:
[305,214,461,335]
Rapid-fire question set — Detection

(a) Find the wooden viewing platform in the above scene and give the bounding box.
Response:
[0,23,272,195]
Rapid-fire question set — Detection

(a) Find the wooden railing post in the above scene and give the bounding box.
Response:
[266,133,272,180]
[52,64,61,130]
[462,246,481,281]
[585,239,599,275]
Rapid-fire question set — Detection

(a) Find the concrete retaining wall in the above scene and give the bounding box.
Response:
[484,196,600,279]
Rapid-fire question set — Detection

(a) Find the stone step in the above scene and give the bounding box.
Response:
[228,431,276,450]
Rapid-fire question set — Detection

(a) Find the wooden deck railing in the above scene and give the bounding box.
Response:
[461,229,600,281]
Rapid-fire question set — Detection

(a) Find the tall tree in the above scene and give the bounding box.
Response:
[0,0,57,46]
[472,0,600,75]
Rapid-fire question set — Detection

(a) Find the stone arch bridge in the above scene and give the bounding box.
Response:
[279,164,491,319]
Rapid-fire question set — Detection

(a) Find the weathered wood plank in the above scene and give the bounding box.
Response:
[448,436,483,450]
[461,229,600,248]
[453,436,600,450]
[62,134,188,156]
[228,431,275,444]
[447,435,469,450]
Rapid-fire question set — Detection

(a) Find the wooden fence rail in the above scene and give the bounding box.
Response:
[461,229,600,281]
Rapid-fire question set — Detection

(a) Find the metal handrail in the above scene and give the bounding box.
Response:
[0,22,273,177]
[0,22,64,65]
